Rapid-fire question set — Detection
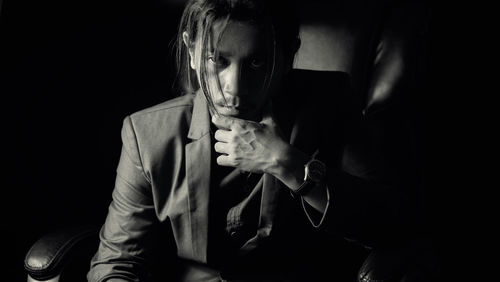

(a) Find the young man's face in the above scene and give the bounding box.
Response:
[185,20,283,120]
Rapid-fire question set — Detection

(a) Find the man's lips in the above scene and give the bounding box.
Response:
[215,103,252,115]
[216,106,243,116]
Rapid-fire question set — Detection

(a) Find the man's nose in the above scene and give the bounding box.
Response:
[222,64,246,97]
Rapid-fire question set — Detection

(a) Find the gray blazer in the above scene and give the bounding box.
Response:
[88,71,415,281]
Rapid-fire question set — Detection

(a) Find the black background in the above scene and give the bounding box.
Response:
[1,0,465,280]
[1,0,185,279]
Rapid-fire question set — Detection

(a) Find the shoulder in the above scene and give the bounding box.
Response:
[287,69,351,87]
[286,69,351,99]
[129,93,195,121]
[122,94,195,148]
[281,69,352,115]
[126,93,194,129]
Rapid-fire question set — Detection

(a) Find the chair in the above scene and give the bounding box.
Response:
[24,1,438,281]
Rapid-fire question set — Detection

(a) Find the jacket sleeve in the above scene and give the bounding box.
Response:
[88,116,164,282]
[301,167,415,248]
[300,86,419,248]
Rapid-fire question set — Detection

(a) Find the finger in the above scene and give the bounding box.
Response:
[211,114,233,130]
[214,141,229,154]
[216,155,236,167]
[214,129,231,142]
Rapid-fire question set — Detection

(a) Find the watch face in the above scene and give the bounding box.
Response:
[306,160,326,182]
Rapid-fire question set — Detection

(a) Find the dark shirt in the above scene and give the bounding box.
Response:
[207,123,263,270]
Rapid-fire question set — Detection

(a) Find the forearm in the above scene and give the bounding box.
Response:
[271,146,412,244]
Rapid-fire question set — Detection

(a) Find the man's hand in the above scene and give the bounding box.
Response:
[212,106,310,191]
[212,106,329,213]
[211,109,287,174]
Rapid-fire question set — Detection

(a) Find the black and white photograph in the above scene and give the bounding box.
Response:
[2,0,445,281]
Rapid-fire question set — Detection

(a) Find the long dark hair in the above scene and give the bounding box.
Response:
[175,0,299,111]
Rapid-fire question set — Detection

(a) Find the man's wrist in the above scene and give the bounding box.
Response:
[267,143,309,190]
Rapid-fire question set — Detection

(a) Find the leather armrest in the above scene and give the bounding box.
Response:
[357,237,439,282]
[363,3,431,120]
[24,225,100,281]
[358,246,408,282]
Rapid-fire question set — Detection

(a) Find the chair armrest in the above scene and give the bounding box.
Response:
[24,225,100,281]
[358,247,408,282]
[357,237,439,282]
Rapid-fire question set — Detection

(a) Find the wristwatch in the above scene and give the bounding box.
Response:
[293,152,326,196]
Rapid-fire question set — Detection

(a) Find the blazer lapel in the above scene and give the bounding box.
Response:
[185,91,211,263]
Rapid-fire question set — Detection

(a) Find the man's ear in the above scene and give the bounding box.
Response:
[182,31,196,70]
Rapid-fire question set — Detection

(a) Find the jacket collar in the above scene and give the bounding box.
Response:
[187,90,211,140]
[185,90,212,263]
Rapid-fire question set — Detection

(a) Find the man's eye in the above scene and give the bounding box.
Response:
[250,58,265,69]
